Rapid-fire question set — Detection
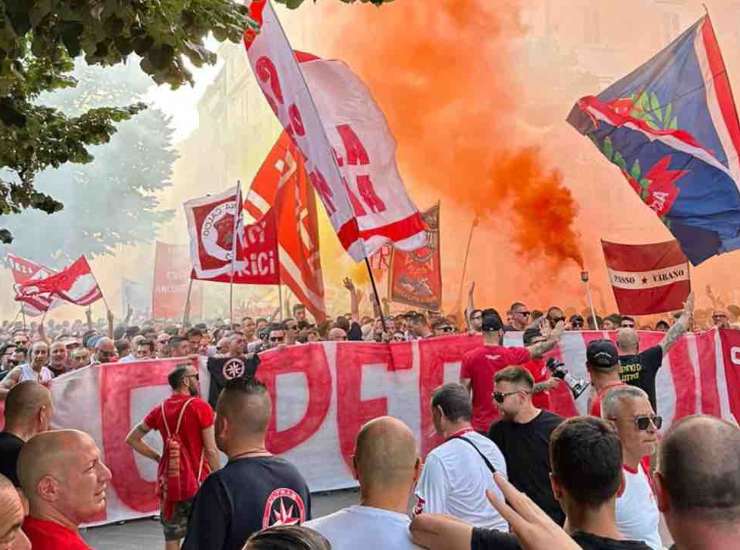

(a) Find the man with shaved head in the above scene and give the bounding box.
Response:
[183,377,310,550]
[305,416,423,549]
[0,382,53,486]
[0,342,53,399]
[92,337,116,365]
[0,473,30,550]
[655,415,740,549]
[18,430,111,549]
[617,293,693,412]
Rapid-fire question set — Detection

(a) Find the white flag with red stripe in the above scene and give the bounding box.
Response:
[243,0,426,261]
[601,240,691,315]
[16,256,102,307]
[5,253,60,315]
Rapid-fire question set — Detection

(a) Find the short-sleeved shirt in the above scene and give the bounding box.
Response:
[461,345,531,432]
[23,517,92,550]
[619,346,663,411]
[0,431,24,486]
[521,359,551,409]
[589,381,626,417]
[143,394,215,485]
[183,455,311,550]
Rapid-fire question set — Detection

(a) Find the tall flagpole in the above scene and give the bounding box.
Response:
[229,180,242,327]
[182,277,194,326]
[365,258,387,332]
[456,214,478,316]
[582,271,600,330]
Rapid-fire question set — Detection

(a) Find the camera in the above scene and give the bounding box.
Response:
[547,358,590,400]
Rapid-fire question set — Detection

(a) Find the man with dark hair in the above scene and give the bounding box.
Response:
[430,318,455,337]
[461,309,563,433]
[0,382,53,486]
[127,363,219,550]
[616,293,693,412]
[183,377,310,550]
[186,328,203,353]
[619,316,636,329]
[585,339,624,417]
[520,328,559,410]
[169,336,192,357]
[545,306,566,329]
[414,383,508,529]
[489,366,565,525]
[408,312,433,340]
[134,339,155,360]
[504,302,530,332]
[468,309,483,333]
[655,415,740,549]
[546,417,651,549]
[293,303,308,324]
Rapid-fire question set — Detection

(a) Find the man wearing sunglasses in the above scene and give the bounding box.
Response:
[461,309,564,434]
[503,303,530,332]
[603,386,662,550]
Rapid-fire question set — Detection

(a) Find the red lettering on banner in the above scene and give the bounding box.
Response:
[719,329,740,422]
[309,169,336,215]
[288,104,306,137]
[343,177,367,216]
[100,359,193,514]
[337,124,370,166]
[256,56,284,108]
[261,345,332,454]
[336,344,391,469]
[357,175,387,214]
[332,147,344,168]
[418,337,480,455]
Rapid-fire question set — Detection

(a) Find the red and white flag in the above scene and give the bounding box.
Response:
[244,132,327,322]
[185,186,280,285]
[601,240,691,315]
[243,1,426,261]
[17,256,103,306]
[5,253,59,315]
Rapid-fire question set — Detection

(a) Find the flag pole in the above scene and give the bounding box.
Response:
[182,277,194,326]
[456,213,478,318]
[21,306,26,330]
[365,258,387,332]
[277,283,284,322]
[229,180,242,327]
[581,271,600,330]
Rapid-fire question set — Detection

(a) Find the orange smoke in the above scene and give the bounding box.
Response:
[312,1,583,284]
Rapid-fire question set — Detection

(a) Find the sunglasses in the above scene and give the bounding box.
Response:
[633,414,662,431]
[622,323,636,328]
[571,321,584,327]
[269,336,285,342]
[550,317,565,323]
[492,390,525,403]
[440,326,454,333]
[515,311,531,317]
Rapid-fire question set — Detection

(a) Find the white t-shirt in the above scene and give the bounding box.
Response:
[18,364,54,383]
[414,430,509,530]
[616,463,662,550]
[305,505,422,549]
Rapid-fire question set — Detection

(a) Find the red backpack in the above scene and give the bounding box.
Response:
[157,398,204,513]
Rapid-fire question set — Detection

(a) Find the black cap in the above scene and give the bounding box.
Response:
[522,328,542,345]
[586,339,618,369]
[481,308,503,332]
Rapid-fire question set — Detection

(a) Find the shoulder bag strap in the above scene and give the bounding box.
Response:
[174,398,195,435]
[160,402,171,438]
[453,435,497,474]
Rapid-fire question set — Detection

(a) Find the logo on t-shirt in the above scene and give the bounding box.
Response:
[412,495,425,516]
[485,354,502,362]
[222,358,246,380]
[262,487,306,528]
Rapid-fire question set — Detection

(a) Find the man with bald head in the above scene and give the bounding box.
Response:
[47,341,68,377]
[617,293,693,412]
[0,382,53,486]
[92,337,116,365]
[183,377,310,550]
[18,430,111,549]
[0,473,30,550]
[305,416,423,549]
[0,342,54,399]
[655,415,740,549]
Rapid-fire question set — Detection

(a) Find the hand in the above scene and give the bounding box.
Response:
[550,320,565,340]
[342,277,355,293]
[410,513,473,550]
[683,292,695,315]
[538,317,552,338]
[543,377,560,390]
[487,473,579,550]
[468,281,475,298]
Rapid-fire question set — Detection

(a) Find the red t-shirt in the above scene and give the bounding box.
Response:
[522,359,551,410]
[23,517,91,550]
[144,394,215,484]
[461,345,531,432]
[589,381,626,417]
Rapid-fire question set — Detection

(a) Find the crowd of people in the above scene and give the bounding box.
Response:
[0,285,738,550]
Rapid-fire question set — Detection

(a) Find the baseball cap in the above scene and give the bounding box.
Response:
[586,339,618,369]
[481,309,503,332]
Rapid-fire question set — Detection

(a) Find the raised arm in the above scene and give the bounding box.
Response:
[465,281,476,330]
[526,319,565,359]
[660,292,694,354]
[343,277,360,323]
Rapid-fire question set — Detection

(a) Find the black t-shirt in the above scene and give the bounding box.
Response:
[348,321,362,341]
[618,345,663,411]
[0,432,24,486]
[182,455,311,550]
[488,410,565,525]
[471,529,651,550]
[206,355,260,408]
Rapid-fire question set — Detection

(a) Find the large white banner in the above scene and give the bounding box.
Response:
[35,330,740,525]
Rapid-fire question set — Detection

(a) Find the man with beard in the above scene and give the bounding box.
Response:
[126,364,220,550]
[47,342,68,377]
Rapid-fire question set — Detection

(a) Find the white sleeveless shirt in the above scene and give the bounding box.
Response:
[17,364,54,384]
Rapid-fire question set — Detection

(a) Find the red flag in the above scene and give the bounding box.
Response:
[5,253,59,315]
[388,204,442,311]
[152,242,203,320]
[17,256,102,306]
[244,132,327,322]
[601,240,691,315]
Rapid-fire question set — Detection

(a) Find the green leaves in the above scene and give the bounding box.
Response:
[628,90,678,131]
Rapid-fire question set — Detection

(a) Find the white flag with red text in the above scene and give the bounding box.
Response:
[17,256,102,306]
[243,0,426,261]
[5,252,60,315]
